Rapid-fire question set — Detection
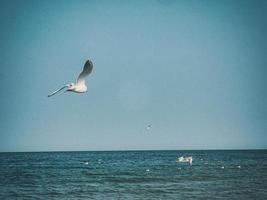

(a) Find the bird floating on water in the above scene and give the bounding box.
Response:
[48,60,93,97]
[176,156,193,165]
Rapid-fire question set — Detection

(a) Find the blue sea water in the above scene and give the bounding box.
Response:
[0,150,266,199]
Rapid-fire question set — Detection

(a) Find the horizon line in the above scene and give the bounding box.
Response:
[0,148,266,153]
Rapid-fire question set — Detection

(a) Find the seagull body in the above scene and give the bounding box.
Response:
[67,82,87,93]
[176,156,193,165]
[48,60,93,97]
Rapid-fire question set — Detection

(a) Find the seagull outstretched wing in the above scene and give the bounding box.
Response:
[48,85,68,97]
[77,60,93,85]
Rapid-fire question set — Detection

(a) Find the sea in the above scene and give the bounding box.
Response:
[0,150,266,199]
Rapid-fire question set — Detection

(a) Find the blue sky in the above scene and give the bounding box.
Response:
[0,0,266,151]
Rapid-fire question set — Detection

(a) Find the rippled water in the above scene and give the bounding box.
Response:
[0,150,266,199]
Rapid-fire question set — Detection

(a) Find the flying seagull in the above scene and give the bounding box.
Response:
[48,60,93,97]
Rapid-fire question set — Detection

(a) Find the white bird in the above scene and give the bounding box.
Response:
[176,156,193,165]
[48,60,93,97]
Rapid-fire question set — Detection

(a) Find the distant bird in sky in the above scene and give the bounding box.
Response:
[146,124,151,130]
[48,60,93,97]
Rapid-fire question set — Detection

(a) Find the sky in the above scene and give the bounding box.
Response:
[0,0,266,152]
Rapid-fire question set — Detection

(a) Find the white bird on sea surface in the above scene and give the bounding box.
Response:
[176,156,193,165]
[48,60,93,97]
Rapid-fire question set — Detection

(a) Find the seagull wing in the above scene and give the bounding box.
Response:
[77,60,93,85]
[48,85,68,97]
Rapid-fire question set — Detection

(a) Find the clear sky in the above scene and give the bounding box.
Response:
[0,0,266,152]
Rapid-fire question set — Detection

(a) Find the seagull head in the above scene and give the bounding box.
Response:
[66,83,75,91]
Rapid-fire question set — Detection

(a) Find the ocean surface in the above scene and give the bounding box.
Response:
[0,150,266,199]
